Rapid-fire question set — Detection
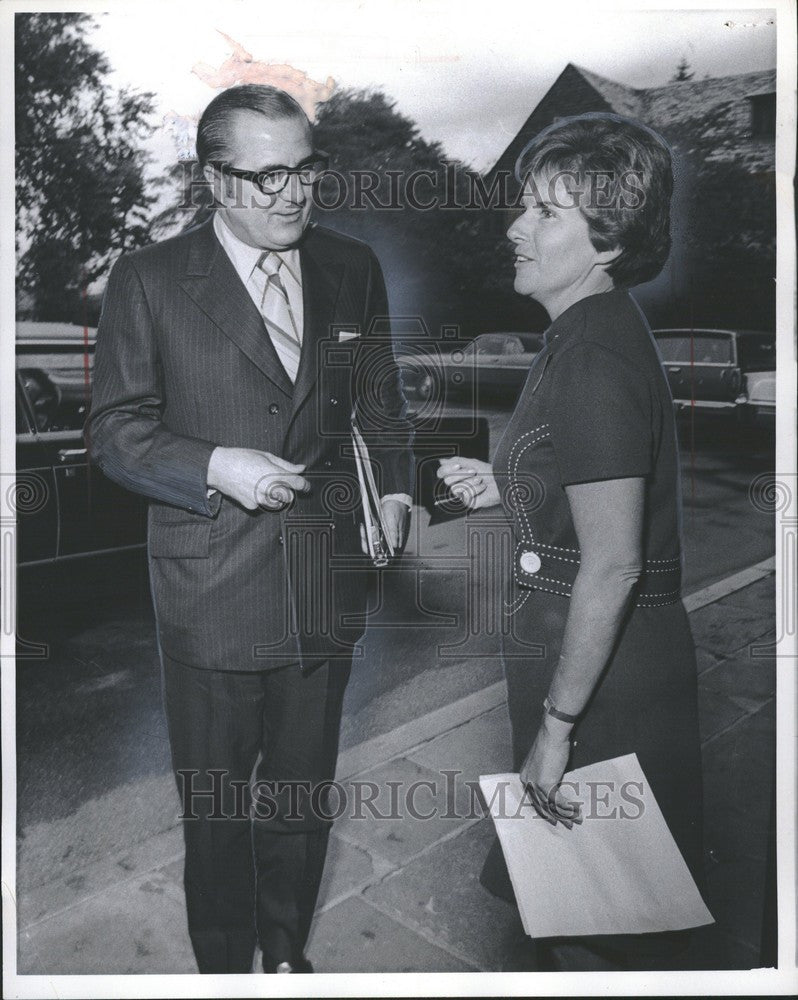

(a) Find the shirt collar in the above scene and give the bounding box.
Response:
[213,212,301,285]
[543,288,627,349]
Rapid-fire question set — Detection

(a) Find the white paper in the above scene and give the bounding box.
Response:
[480,753,714,938]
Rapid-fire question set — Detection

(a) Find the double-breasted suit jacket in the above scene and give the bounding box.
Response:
[87,216,414,672]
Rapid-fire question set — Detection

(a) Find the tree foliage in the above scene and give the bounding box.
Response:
[312,88,511,338]
[660,100,775,327]
[671,57,695,83]
[16,13,157,321]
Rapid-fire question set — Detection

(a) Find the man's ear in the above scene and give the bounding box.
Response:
[203,163,229,203]
[202,163,220,194]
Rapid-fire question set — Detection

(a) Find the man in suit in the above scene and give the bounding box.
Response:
[86,84,414,974]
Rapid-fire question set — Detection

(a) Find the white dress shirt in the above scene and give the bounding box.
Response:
[210,212,411,510]
[214,212,303,377]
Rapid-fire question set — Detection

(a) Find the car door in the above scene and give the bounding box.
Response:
[488,335,526,392]
[16,341,147,560]
[15,371,58,564]
[509,334,543,395]
[654,330,741,404]
[476,333,543,400]
[688,331,741,403]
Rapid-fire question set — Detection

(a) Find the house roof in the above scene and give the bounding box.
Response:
[640,68,775,125]
[486,63,776,177]
[570,65,643,117]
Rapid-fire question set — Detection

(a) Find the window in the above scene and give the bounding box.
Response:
[737,334,776,372]
[16,346,94,433]
[655,332,734,365]
[468,333,543,358]
[749,93,776,140]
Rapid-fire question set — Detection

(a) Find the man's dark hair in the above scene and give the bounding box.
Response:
[515,112,674,287]
[196,84,310,168]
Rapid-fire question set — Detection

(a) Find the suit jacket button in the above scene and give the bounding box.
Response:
[519,550,541,574]
[269,403,280,415]
[278,534,284,545]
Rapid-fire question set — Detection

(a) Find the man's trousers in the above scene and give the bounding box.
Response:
[161,653,351,973]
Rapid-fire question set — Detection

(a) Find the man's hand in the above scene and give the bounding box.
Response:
[380,498,409,550]
[359,498,409,555]
[207,447,309,510]
[437,457,501,510]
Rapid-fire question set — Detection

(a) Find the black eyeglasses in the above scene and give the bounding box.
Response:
[209,153,329,195]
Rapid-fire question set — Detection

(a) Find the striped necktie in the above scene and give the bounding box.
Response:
[257,252,302,383]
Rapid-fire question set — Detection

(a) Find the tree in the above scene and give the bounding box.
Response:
[16,13,157,321]
[671,57,695,83]
[658,101,775,328]
[311,88,511,338]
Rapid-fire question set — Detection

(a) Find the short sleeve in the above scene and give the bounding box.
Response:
[547,341,653,486]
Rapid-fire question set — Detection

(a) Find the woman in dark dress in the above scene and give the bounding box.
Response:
[438,113,705,971]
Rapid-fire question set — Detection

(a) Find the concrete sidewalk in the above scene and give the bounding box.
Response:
[16,558,776,974]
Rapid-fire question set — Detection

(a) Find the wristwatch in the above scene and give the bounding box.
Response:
[543,695,579,724]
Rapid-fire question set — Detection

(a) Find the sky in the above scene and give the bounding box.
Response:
[86,0,779,175]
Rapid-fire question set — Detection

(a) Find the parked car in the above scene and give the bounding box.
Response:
[653,327,776,423]
[398,331,544,406]
[16,322,147,566]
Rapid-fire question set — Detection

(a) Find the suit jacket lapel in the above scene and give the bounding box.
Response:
[288,230,345,422]
[178,217,293,398]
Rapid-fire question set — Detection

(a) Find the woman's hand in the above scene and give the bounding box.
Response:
[437,457,501,509]
[519,718,582,829]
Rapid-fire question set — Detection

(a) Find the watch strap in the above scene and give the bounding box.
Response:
[544,695,579,724]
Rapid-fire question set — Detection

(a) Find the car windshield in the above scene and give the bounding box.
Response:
[16,346,94,432]
[655,332,734,365]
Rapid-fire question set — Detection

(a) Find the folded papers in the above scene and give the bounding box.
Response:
[479,753,714,938]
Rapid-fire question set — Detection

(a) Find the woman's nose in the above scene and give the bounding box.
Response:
[507,215,530,243]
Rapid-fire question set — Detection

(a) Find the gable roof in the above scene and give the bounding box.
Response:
[641,68,776,126]
[571,65,643,117]
[487,62,776,178]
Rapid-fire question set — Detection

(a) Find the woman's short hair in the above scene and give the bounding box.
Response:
[515,112,673,287]
[196,84,310,168]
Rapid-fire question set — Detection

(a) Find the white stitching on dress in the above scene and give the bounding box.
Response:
[503,589,533,615]
[535,540,579,555]
[536,549,580,564]
[506,425,680,567]
[515,579,572,598]
[503,417,681,611]
[507,423,550,542]
[521,540,679,569]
